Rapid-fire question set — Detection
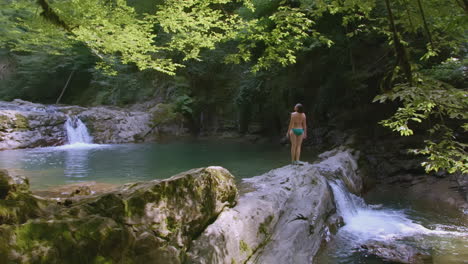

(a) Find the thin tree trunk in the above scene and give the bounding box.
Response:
[405,3,415,32]
[416,0,434,49]
[384,0,413,85]
[455,0,468,13]
[346,26,355,73]
[349,44,355,74]
[56,69,75,104]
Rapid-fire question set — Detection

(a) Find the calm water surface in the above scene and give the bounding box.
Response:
[0,140,315,189]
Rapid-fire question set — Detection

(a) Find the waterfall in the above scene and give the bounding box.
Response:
[329,181,441,242]
[65,116,93,145]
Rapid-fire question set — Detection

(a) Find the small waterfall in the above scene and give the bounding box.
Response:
[329,181,367,221]
[65,116,93,145]
[329,181,438,242]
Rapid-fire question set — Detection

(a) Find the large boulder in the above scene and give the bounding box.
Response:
[0,166,237,264]
[187,148,361,264]
[75,106,154,144]
[360,241,432,264]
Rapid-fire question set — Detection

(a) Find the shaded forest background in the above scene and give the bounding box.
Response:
[0,0,466,172]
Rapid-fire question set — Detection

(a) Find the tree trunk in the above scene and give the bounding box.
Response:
[56,69,75,104]
[416,0,434,49]
[384,0,413,85]
[405,4,415,32]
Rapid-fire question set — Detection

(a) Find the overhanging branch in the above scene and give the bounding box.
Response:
[37,0,70,31]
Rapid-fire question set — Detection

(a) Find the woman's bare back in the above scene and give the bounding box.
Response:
[290,112,306,128]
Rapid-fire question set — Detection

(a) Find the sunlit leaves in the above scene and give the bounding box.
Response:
[226,6,316,72]
[397,0,467,59]
[154,0,241,62]
[0,1,75,55]
[311,0,375,21]
[410,125,468,174]
[374,73,468,173]
[2,0,248,75]
[52,0,182,74]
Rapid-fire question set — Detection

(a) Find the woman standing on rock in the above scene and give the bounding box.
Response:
[286,103,307,165]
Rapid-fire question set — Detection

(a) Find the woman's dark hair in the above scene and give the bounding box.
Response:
[295,103,304,113]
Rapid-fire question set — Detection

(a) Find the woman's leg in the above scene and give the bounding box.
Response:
[295,134,304,162]
[289,131,296,162]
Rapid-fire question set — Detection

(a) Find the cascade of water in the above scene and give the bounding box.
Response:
[65,116,93,145]
[329,181,440,241]
[329,181,367,221]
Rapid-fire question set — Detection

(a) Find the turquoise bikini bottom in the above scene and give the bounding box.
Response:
[292,128,304,136]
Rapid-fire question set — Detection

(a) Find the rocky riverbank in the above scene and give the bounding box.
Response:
[0,147,364,264]
[0,99,187,150]
[0,166,237,263]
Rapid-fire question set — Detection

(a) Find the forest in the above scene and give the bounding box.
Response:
[0,0,467,173]
[0,1,467,263]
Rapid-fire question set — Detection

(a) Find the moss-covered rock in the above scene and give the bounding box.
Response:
[0,166,238,264]
[0,170,43,225]
[14,113,29,130]
[0,170,10,199]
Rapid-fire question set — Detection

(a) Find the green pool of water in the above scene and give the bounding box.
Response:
[0,140,316,190]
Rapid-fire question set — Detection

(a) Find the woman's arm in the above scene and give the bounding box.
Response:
[303,114,307,139]
[286,113,293,137]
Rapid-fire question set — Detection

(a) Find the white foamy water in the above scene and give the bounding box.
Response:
[52,142,108,150]
[65,116,93,145]
[329,181,467,242]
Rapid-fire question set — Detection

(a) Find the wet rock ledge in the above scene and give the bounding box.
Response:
[0,148,362,264]
[187,148,361,264]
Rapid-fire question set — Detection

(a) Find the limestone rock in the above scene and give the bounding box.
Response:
[315,147,362,194]
[0,169,43,225]
[0,100,68,149]
[0,99,187,150]
[360,241,432,264]
[187,149,361,264]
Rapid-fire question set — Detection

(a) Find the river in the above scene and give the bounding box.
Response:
[0,139,466,263]
[316,181,467,263]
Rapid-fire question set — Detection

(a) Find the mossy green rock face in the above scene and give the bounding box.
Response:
[13,113,30,129]
[0,170,9,199]
[0,169,43,225]
[0,166,238,264]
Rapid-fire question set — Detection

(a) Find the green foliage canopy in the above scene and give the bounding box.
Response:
[0,0,466,174]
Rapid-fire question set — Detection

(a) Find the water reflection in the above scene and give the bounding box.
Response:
[63,148,91,178]
[0,141,296,189]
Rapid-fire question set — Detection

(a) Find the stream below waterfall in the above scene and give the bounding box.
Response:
[316,181,468,263]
